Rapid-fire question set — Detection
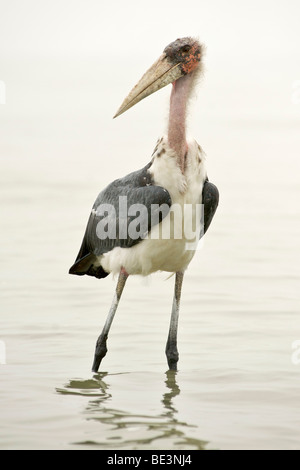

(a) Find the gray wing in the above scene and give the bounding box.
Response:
[69,164,172,279]
[201,178,219,237]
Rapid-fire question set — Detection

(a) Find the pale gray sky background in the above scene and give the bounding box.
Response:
[1,0,299,178]
[0,0,299,60]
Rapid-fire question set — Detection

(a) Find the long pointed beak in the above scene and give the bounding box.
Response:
[113,54,182,118]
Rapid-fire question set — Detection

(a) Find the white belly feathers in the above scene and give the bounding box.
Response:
[100,136,207,276]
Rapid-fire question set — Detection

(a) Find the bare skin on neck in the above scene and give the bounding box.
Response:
[168,73,194,174]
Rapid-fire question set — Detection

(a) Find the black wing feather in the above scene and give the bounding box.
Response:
[201,178,219,237]
[69,163,172,279]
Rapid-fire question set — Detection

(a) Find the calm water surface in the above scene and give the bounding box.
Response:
[0,58,300,450]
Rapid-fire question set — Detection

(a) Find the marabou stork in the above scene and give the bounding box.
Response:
[69,37,219,372]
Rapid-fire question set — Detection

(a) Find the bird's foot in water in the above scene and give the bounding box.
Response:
[92,334,108,372]
[166,347,179,371]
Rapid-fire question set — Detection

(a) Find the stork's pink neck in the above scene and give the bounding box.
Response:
[168,74,193,173]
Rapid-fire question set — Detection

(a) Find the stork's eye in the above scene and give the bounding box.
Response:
[181,45,191,55]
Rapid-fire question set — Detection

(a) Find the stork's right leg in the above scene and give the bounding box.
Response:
[165,271,184,371]
[92,268,128,372]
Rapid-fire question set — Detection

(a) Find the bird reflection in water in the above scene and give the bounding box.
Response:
[56,371,207,449]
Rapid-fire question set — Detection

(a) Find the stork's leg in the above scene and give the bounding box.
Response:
[92,268,128,372]
[165,271,184,371]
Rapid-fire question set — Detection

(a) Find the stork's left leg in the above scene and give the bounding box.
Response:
[165,271,184,370]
